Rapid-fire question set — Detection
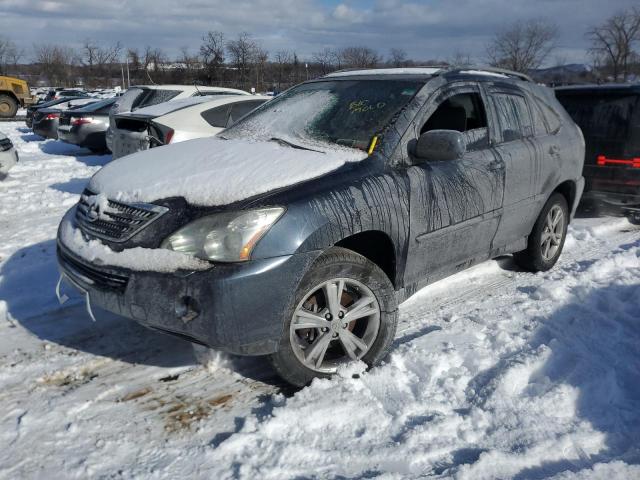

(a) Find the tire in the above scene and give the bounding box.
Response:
[628,213,640,226]
[514,193,569,272]
[0,94,18,119]
[269,247,398,387]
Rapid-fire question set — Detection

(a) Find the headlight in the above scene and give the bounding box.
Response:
[160,207,284,262]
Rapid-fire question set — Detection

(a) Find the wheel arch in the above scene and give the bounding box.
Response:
[552,180,577,218]
[334,230,397,288]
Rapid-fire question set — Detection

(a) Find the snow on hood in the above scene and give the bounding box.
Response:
[89,137,367,206]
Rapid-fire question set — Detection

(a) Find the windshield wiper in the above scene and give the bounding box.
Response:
[269,137,324,153]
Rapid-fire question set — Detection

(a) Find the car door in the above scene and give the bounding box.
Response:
[403,83,505,286]
[488,87,540,250]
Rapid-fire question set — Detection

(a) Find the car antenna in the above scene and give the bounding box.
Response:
[193,81,202,96]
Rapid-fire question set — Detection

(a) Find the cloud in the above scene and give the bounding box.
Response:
[0,0,637,64]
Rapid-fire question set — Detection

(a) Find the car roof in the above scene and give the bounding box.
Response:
[555,83,640,95]
[129,84,250,95]
[322,66,533,83]
[117,95,268,119]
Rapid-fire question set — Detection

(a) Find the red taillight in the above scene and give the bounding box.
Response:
[71,117,93,126]
[597,155,640,168]
[44,113,59,120]
[165,129,175,144]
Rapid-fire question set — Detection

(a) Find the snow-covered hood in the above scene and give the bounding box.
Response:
[89,137,368,206]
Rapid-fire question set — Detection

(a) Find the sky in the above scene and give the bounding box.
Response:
[0,0,636,65]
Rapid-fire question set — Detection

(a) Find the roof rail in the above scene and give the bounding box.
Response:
[443,66,533,83]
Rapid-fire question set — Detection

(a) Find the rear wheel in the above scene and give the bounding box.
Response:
[514,193,569,271]
[269,247,398,387]
[0,94,18,119]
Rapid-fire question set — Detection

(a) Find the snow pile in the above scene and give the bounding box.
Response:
[89,136,366,206]
[203,233,640,479]
[59,211,209,273]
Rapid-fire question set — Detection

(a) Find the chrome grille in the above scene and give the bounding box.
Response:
[75,190,168,242]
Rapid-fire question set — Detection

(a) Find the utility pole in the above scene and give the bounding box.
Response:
[126,57,130,88]
[121,64,125,89]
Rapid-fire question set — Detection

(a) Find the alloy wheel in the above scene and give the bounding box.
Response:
[289,278,381,373]
[541,205,565,261]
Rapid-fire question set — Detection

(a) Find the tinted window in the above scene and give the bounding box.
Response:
[493,93,533,142]
[228,100,268,126]
[132,89,181,109]
[201,105,231,128]
[557,93,636,142]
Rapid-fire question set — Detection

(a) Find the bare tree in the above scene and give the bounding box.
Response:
[0,37,23,75]
[312,47,340,74]
[226,32,258,89]
[486,19,558,72]
[200,31,225,82]
[339,46,380,68]
[588,7,640,82]
[33,44,78,85]
[388,48,408,67]
[82,39,121,86]
[449,50,473,67]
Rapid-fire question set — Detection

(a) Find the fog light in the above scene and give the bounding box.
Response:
[175,296,200,323]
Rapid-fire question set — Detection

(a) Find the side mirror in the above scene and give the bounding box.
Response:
[414,129,466,163]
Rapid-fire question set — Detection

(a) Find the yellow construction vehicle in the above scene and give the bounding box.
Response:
[0,76,36,118]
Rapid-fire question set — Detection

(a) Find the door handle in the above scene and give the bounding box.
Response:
[549,145,560,155]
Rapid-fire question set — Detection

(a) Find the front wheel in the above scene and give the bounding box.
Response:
[269,247,398,387]
[514,193,569,272]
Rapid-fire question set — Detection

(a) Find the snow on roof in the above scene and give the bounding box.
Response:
[130,84,250,95]
[326,67,442,77]
[89,137,367,206]
[456,69,510,78]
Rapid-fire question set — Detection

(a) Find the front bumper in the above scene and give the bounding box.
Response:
[57,241,320,356]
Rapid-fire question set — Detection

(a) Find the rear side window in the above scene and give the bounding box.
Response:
[492,93,533,142]
[228,100,268,126]
[537,97,562,134]
[201,105,231,128]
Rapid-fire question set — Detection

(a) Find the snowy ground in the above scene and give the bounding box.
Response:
[0,121,639,479]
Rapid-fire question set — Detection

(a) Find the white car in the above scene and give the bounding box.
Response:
[105,85,250,151]
[0,131,18,180]
[110,95,269,159]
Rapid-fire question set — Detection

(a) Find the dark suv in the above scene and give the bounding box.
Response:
[56,67,584,386]
[555,84,640,222]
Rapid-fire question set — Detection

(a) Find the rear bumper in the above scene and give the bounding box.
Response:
[58,126,107,151]
[33,120,58,139]
[583,164,640,211]
[56,240,320,356]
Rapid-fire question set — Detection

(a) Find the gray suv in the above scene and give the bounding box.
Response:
[57,67,585,386]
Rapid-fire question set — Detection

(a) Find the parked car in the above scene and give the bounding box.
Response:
[26,97,95,129]
[105,85,251,151]
[57,98,116,153]
[0,131,19,180]
[57,67,584,386]
[45,89,89,102]
[33,99,97,139]
[110,95,269,159]
[555,84,640,223]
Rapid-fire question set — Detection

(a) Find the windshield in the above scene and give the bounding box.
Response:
[223,79,423,151]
